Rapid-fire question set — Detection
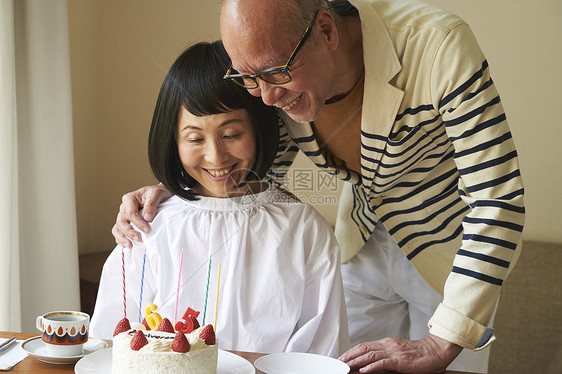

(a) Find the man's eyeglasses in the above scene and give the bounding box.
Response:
[223,12,318,89]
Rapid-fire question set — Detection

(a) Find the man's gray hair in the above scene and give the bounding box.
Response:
[285,0,339,35]
[219,0,341,38]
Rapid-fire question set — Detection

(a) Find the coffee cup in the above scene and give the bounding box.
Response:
[36,311,89,356]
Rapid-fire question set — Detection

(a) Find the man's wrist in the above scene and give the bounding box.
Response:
[428,334,463,358]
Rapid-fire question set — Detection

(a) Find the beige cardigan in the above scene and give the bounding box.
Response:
[270,0,525,350]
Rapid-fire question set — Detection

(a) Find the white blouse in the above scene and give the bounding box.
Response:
[90,188,349,357]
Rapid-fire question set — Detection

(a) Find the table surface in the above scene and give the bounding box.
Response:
[1,331,476,374]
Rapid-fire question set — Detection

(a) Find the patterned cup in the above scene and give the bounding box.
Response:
[36,311,89,356]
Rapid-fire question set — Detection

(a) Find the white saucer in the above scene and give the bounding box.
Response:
[254,352,350,374]
[75,348,254,374]
[21,336,108,365]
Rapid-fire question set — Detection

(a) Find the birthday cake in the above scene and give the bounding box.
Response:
[111,306,218,374]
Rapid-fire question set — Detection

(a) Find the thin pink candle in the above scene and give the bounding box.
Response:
[214,263,221,329]
[174,248,184,321]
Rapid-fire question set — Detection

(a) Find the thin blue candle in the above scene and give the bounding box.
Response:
[138,248,147,323]
[202,257,212,325]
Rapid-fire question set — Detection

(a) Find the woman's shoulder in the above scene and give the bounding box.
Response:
[265,187,332,227]
[139,195,196,235]
[159,194,192,209]
[263,186,301,204]
[151,195,193,218]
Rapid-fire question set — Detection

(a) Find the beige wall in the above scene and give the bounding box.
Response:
[68,0,562,255]
[69,0,221,254]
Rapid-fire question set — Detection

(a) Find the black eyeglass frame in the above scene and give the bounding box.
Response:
[223,12,319,89]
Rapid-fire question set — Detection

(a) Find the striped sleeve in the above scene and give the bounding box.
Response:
[428,23,525,349]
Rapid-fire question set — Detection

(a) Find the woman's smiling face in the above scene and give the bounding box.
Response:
[176,107,257,198]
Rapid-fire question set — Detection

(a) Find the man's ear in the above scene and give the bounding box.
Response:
[316,9,339,51]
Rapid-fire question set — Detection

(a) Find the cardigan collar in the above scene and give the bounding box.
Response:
[351,0,405,193]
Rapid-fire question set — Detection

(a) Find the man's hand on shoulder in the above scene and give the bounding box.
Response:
[112,184,172,248]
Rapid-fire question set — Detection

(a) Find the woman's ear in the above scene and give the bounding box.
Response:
[316,9,339,51]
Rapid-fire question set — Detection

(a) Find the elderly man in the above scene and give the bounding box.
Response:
[113,1,524,373]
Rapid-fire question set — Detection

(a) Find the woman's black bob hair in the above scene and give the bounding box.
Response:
[148,41,279,200]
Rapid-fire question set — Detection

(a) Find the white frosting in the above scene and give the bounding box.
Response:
[187,326,209,351]
[140,339,170,352]
[130,322,146,331]
[111,329,218,374]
